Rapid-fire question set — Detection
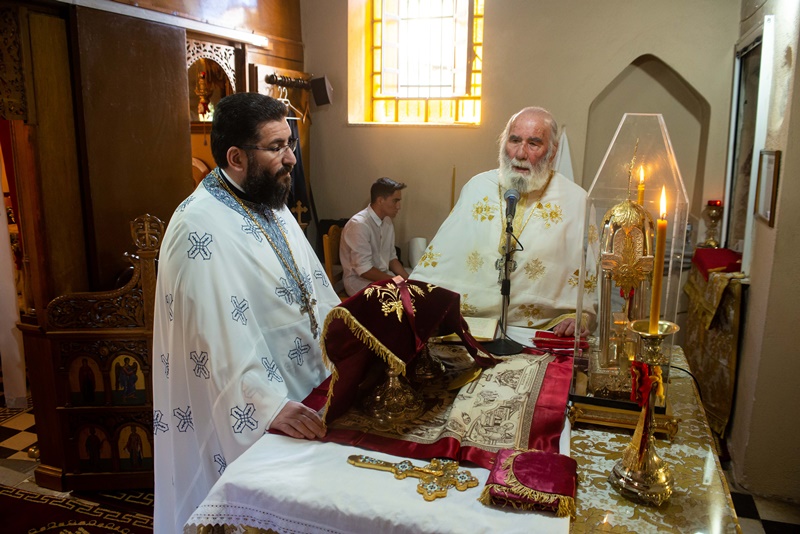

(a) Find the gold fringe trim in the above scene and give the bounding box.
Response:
[496,450,577,518]
[479,483,576,518]
[319,307,407,428]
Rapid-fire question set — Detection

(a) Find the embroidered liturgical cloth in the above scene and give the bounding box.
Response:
[317,344,572,469]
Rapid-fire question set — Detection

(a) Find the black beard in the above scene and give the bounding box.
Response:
[243,152,293,209]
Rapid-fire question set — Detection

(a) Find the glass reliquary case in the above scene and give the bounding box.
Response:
[570,113,689,437]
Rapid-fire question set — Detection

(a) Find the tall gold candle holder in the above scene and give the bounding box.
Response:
[608,319,679,506]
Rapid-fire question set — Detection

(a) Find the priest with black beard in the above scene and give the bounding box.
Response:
[411,106,596,338]
[152,93,341,533]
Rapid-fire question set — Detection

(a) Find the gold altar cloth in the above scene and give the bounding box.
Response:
[683,266,745,436]
[571,348,739,533]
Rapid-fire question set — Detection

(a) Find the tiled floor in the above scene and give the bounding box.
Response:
[1,402,800,530]
[721,463,800,534]
[0,406,71,498]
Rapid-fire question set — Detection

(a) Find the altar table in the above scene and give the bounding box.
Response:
[185,339,739,533]
[570,348,740,533]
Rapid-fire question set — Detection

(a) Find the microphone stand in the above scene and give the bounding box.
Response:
[483,215,524,356]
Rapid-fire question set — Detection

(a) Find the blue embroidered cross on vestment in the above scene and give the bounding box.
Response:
[213,453,227,474]
[173,406,194,432]
[165,293,174,321]
[231,403,259,433]
[190,351,210,379]
[153,410,169,434]
[231,296,250,324]
[288,337,310,365]
[261,357,284,382]
[187,232,213,260]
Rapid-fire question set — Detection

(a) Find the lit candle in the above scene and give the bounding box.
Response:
[649,186,667,334]
[451,166,456,209]
[637,166,645,205]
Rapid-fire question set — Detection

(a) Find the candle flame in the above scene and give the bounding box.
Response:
[660,186,667,219]
[639,166,645,185]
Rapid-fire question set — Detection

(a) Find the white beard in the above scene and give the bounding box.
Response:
[498,151,552,194]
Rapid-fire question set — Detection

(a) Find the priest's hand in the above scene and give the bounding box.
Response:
[552,318,589,337]
[270,401,326,439]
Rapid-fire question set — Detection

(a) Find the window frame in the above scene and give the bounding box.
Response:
[348,0,483,125]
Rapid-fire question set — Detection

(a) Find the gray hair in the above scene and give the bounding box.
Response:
[497,107,559,156]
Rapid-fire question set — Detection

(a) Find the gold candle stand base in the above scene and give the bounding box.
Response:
[361,365,425,425]
[608,319,678,506]
[408,345,446,383]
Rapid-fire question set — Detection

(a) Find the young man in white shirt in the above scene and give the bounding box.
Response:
[340,177,410,296]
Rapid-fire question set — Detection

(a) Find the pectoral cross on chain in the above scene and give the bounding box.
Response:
[300,294,319,338]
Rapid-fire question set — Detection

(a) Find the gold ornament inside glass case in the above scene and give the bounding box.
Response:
[571,113,689,428]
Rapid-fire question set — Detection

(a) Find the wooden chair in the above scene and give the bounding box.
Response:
[322,225,345,298]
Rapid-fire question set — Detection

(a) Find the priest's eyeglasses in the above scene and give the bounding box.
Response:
[239,137,298,155]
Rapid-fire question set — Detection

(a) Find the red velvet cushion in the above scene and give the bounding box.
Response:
[692,248,742,280]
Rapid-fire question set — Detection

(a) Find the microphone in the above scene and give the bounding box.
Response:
[504,189,520,222]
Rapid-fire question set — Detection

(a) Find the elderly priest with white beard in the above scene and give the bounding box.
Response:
[411,106,595,338]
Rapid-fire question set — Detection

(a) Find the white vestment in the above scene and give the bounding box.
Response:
[411,170,596,330]
[152,171,339,532]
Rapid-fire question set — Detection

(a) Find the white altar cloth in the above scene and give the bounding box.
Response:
[184,423,571,534]
[185,325,571,534]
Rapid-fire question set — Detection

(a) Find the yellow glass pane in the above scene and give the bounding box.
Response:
[373,74,382,96]
[382,72,398,94]
[474,17,484,40]
[373,49,381,72]
[473,45,483,69]
[373,22,382,46]
[458,100,481,124]
[383,51,397,71]
[475,0,485,15]
[383,0,397,15]
[373,99,396,122]
[398,99,424,122]
[383,19,398,43]
[428,100,456,123]
[472,72,482,89]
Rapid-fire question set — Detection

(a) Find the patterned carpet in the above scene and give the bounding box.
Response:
[0,484,153,533]
[0,380,154,532]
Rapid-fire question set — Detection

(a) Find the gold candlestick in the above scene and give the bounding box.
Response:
[608,319,679,506]
[699,201,723,248]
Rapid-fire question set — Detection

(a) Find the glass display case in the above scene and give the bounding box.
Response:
[571,113,689,427]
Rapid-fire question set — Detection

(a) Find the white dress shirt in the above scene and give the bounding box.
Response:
[340,205,398,296]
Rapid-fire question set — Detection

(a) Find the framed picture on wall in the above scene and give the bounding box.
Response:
[755,150,780,227]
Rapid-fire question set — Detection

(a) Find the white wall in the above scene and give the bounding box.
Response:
[728,0,800,503]
[300,0,739,263]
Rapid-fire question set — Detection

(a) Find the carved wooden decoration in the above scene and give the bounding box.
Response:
[186,39,236,88]
[46,214,164,329]
[32,214,164,489]
[0,7,28,120]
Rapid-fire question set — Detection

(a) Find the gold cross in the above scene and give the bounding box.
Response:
[348,455,479,501]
